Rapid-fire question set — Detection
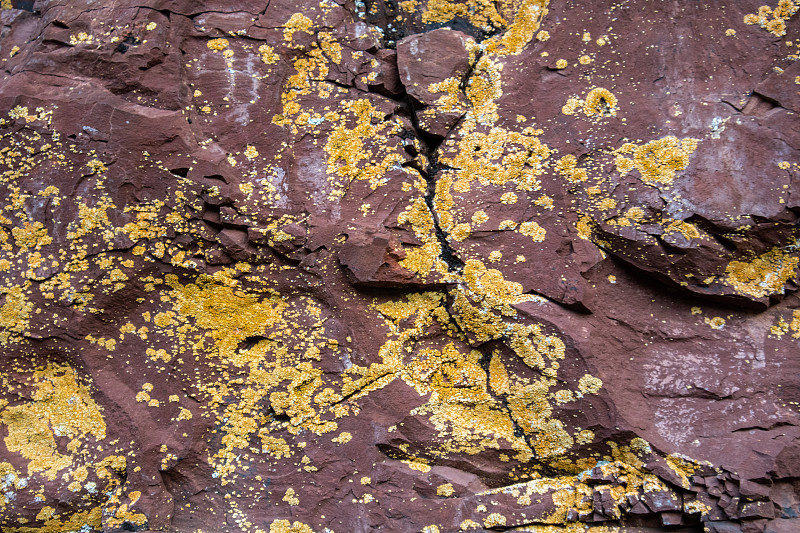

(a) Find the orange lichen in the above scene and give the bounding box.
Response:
[744,1,798,36]
[0,366,128,529]
[269,519,314,533]
[725,248,799,298]
[615,136,699,186]
[207,38,229,51]
[421,0,508,29]
[0,284,33,345]
[519,221,546,242]
[323,99,407,198]
[583,87,618,117]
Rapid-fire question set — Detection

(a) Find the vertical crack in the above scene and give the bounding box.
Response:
[397,85,465,274]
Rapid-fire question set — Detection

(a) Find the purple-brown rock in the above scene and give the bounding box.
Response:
[0,1,799,532]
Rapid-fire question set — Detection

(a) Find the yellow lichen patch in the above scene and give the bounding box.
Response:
[369,294,537,461]
[207,38,229,51]
[665,454,701,489]
[12,221,52,250]
[269,519,314,533]
[488,0,550,56]
[283,487,300,506]
[0,284,33,345]
[282,13,314,41]
[428,77,468,113]
[331,431,352,444]
[744,1,798,36]
[442,127,550,193]
[7,507,103,533]
[244,145,259,160]
[519,221,546,242]
[258,44,279,64]
[409,372,533,461]
[397,198,447,279]
[484,513,507,527]
[421,0,508,29]
[488,352,510,395]
[725,248,799,299]
[120,201,170,241]
[576,215,593,240]
[506,382,572,458]
[1,364,105,480]
[419,0,549,52]
[104,494,148,531]
[472,210,489,225]
[450,223,471,242]
[165,274,286,362]
[0,462,22,510]
[156,273,355,482]
[577,374,603,395]
[615,136,699,186]
[583,87,618,118]
[664,220,701,240]
[437,483,455,497]
[463,50,506,124]
[500,191,518,204]
[270,26,343,126]
[69,32,93,46]
[323,99,407,198]
[462,259,539,314]
[401,458,432,472]
[787,310,800,338]
[555,154,587,182]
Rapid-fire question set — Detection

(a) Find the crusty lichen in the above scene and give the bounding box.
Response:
[615,135,699,186]
[725,248,799,299]
[583,87,618,118]
[744,1,798,36]
[1,365,106,480]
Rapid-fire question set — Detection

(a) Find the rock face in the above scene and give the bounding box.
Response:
[0,0,799,532]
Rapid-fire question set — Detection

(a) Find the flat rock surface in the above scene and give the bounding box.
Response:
[0,1,799,532]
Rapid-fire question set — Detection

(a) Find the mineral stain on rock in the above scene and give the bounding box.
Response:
[0,0,799,532]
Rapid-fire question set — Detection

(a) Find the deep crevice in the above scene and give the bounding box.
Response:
[395,85,465,273]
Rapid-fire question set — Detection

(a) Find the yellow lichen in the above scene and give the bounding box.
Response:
[615,136,698,186]
[725,248,798,298]
[207,38,230,51]
[577,374,603,395]
[519,221,546,242]
[744,1,798,36]
[0,284,33,345]
[484,513,507,527]
[283,13,314,42]
[437,483,455,497]
[269,519,314,533]
[583,87,618,117]
[1,365,106,480]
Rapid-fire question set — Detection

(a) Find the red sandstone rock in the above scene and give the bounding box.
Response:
[0,1,798,532]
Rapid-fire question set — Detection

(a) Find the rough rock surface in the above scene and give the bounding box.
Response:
[0,0,799,532]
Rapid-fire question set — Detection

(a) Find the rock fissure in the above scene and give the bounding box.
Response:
[1,1,800,532]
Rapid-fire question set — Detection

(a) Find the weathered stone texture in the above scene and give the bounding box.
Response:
[0,0,799,532]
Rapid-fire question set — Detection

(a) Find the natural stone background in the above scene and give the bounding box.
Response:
[0,0,799,532]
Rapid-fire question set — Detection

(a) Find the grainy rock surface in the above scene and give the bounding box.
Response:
[0,1,799,532]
